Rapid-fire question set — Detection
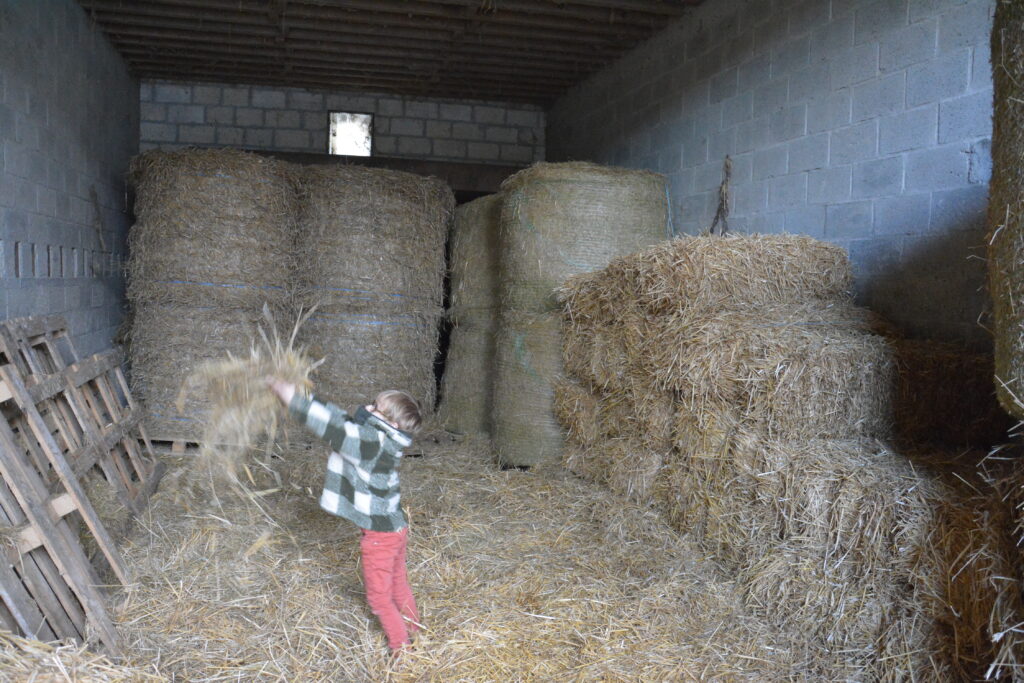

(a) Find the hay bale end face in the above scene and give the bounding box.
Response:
[494,162,669,467]
[294,164,454,414]
[499,162,669,313]
[128,148,296,312]
[439,194,502,435]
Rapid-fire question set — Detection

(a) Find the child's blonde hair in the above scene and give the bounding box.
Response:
[373,390,422,433]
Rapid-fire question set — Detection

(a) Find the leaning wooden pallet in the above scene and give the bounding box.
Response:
[0,314,166,654]
[0,316,164,514]
[0,380,123,653]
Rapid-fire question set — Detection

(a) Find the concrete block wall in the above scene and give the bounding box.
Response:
[140,80,545,165]
[548,0,995,347]
[0,0,138,355]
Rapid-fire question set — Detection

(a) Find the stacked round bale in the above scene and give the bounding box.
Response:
[128,149,296,441]
[494,162,668,467]
[294,165,453,412]
[989,0,1024,420]
[554,234,1024,678]
[437,195,502,435]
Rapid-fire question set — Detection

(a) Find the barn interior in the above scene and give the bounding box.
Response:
[1,0,1022,680]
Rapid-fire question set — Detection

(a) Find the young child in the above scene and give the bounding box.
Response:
[267,379,422,654]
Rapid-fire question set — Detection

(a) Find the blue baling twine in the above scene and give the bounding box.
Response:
[157,279,284,291]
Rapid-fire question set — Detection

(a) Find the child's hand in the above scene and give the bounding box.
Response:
[266,377,296,405]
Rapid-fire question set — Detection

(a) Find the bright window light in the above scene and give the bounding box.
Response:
[329,112,373,156]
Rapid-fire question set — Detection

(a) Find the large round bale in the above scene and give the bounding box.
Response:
[438,195,502,435]
[302,311,442,414]
[294,164,453,316]
[128,148,296,312]
[447,194,501,323]
[499,162,668,312]
[646,302,896,441]
[492,311,565,466]
[129,305,258,441]
[988,0,1024,419]
[294,164,453,413]
[438,318,496,435]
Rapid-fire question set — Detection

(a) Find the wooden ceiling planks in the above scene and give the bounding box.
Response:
[76,0,700,104]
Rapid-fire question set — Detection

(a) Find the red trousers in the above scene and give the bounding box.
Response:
[360,526,419,650]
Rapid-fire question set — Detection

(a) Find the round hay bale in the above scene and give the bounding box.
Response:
[449,194,502,323]
[292,164,453,413]
[302,311,442,414]
[437,195,502,435]
[294,164,453,315]
[491,311,565,467]
[129,304,258,441]
[437,316,496,435]
[499,162,668,312]
[988,0,1024,419]
[127,148,297,311]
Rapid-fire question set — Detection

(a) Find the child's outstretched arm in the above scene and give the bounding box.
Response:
[267,377,350,451]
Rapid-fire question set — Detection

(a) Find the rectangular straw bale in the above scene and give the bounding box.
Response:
[559,234,853,321]
[648,302,895,440]
[661,422,1024,677]
[553,379,601,449]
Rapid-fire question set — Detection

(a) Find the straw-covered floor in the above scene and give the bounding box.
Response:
[81,435,837,681]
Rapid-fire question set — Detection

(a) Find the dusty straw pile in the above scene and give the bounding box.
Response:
[493,162,668,466]
[989,0,1024,420]
[128,148,297,441]
[106,435,867,681]
[438,195,502,435]
[179,307,319,485]
[293,164,453,412]
[555,234,1024,678]
[0,630,162,681]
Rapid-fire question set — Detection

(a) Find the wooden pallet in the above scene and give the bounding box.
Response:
[0,317,165,515]
[0,315,166,654]
[146,437,202,456]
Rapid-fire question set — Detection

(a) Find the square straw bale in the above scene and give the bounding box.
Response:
[647,302,895,440]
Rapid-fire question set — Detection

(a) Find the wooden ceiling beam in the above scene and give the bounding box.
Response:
[86,8,630,57]
[117,45,581,85]
[292,0,687,24]
[112,36,593,78]
[131,0,679,31]
[105,27,607,68]
[540,0,699,12]
[94,17,611,62]
[134,65,557,103]
[83,0,660,40]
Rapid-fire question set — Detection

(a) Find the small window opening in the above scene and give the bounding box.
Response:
[328,112,373,156]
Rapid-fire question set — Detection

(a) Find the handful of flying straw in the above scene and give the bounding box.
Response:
[178,305,321,486]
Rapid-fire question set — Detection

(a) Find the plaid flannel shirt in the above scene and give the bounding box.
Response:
[289,393,413,532]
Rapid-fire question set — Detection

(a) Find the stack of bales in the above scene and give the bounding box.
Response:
[555,235,1024,678]
[127,149,296,441]
[494,162,669,466]
[989,0,1024,421]
[294,165,454,412]
[438,195,502,435]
